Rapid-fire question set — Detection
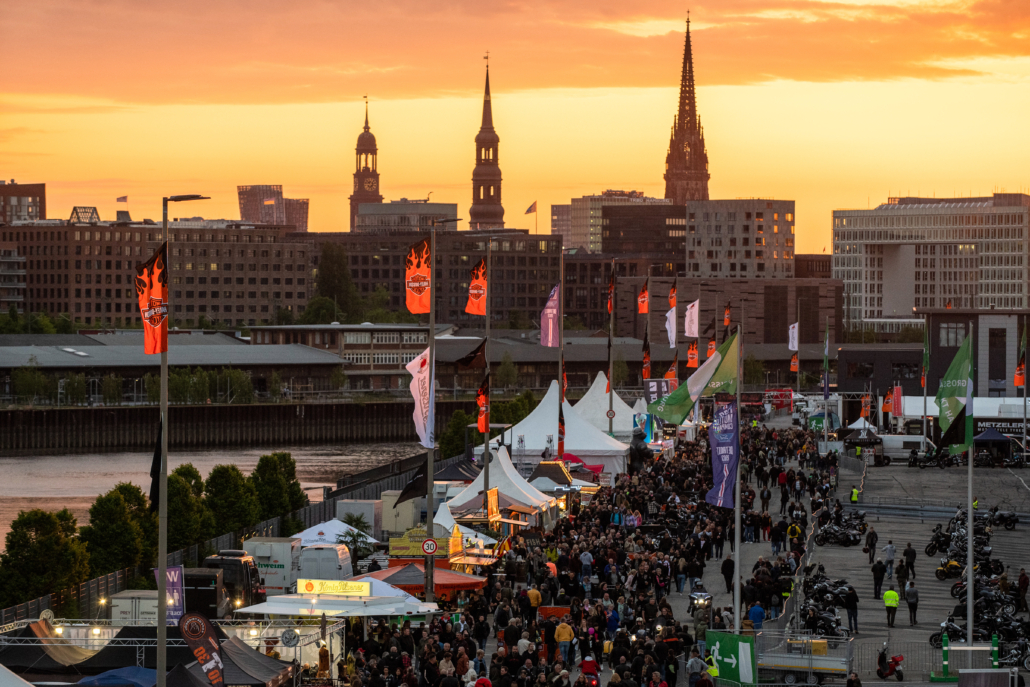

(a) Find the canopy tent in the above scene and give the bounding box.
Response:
[0,665,34,687]
[295,519,378,547]
[975,427,1012,443]
[843,427,882,446]
[433,501,497,546]
[187,637,292,687]
[434,461,481,483]
[484,381,629,481]
[78,667,156,687]
[353,563,485,599]
[847,417,875,430]
[556,454,603,475]
[236,580,439,618]
[529,476,597,492]
[573,372,638,437]
[449,445,553,511]
[632,398,647,416]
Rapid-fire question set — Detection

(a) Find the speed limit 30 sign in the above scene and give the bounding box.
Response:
[421,539,438,555]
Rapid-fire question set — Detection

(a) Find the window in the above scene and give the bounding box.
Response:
[373,332,400,344]
[939,322,966,347]
[402,332,428,344]
[344,332,372,345]
[343,352,371,364]
[847,362,874,379]
[891,362,919,380]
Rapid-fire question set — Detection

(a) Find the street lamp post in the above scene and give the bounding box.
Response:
[157,194,207,687]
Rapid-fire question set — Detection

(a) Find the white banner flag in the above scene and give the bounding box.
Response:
[665,307,677,349]
[405,346,435,449]
[788,322,799,351]
[684,299,700,338]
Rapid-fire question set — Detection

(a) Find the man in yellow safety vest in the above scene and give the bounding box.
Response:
[883,585,900,628]
[850,486,859,504]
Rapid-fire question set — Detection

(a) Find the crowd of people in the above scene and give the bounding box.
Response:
[331,423,830,687]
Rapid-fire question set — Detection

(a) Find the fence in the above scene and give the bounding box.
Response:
[0,451,466,622]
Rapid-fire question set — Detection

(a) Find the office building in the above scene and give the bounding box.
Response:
[550,204,571,245]
[795,253,832,279]
[664,19,709,205]
[354,199,458,234]
[0,181,46,224]
[568,190,670,252]
[601,204,687,254]
[683,199,796,278]
[238,185,310,231]
[832,193,1030,329]
[0,240,26,315]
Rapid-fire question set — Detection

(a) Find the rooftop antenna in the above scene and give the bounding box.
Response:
[427,191,433,202]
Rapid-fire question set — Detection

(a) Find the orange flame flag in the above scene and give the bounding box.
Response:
[664,353,678,380]
[135,242,169,355]
[607,261,615,314]
[465,258,487,316]
[642,331,651,379]
[707,340,716,357]
[687,341,699,368]
[668,278,677,310]
[881,394,893,413]
[476,374,490,432]
[790,353,798,373]
[562,360,568,395]
[724,303,731,327]
[404,238,432,314]
[637,278,649,314]
[860,394,870,418]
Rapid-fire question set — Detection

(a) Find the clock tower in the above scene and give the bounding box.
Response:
[349,101,383,229]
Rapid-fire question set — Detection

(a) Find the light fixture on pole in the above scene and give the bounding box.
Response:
[157,193,208,687]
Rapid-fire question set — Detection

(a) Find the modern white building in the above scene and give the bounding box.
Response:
[832,193,1030,330]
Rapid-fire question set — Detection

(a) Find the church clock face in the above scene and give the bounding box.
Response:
[364,178,378,192]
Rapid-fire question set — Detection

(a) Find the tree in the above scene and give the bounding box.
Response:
[249,452,308,521]
[315,243,361,321]
[144,373,160,404]
[563,315,587,330]
[111,483,157,567]
[54,314,75,334]
[297,296,342,325]
[508,310,533,329]
[743,354,765,385]
[204,465,261,533]
[496,351,518,389]
[338,513,374,558]
[612,353,629,388]
[101,374,123,405]
[0,305,23,334]
[28,311,57,335]
[329,366,347,390]
[361,285,418,324]
[64,373,87,405]
[439,410,474,460]
[218,368,253,404]
[273,307,295,325]
[12,356,55,405]
[167,473,214,552]
[0,509,89,608]
[268,370,283,400]
[172,463,205,498]
[79,489,143,576]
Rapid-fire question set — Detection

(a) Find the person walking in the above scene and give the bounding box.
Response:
[905,581,919,625]
[883,585,899,628]
[871,559,887,599]
[903,543,917,579]
[844,586,860,634]
[721,555,735,594]
[865,527,879,565]
[882,541,896,579]
[1019,568,1029,613]
[850,484,859,504]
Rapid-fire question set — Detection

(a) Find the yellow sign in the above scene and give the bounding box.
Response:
[449,525,463,557]
[389,527,448,557]
[296,579,371,596]
[487,488,499,520]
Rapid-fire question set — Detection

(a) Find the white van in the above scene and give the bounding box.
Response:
[295,544,353,585]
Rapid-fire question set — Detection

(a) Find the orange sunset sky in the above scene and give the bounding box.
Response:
[2,0,1030,253]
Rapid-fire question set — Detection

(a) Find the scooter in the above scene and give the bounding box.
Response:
[876,642,904,681]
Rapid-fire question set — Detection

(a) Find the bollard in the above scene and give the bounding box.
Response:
[943,633,949,678]
[992,634,998,669]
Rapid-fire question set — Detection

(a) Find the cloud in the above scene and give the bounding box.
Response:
[0,0,1028,106]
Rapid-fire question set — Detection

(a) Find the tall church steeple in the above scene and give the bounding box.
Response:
[469,63,505,230]
[349,98,383,230]
[664,17,710,204]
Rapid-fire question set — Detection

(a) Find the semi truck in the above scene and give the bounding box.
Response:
[203,550,266,610]
[241,537,301,597]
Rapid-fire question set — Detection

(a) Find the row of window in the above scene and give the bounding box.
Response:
[837,212,1026,229]
[342,352,419,365]
[173,248,303,258]
[172,290,305,300]
[834,226,1024,243]
[172,262,305,272]
[690,211,793,222]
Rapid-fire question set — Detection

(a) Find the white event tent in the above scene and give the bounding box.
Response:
[573,371,638,438]
[434,501,497,546]
[483,381,629,481]
[451,445,553,510]
[295,519,379,547]
[237,578,437,617]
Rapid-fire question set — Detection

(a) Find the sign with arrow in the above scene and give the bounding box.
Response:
[706,631,755,685]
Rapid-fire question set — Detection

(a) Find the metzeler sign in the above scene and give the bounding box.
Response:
[297,579,371,596]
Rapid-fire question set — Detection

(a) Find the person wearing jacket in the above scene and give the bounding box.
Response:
[905,581,919,625]
[844,588,860,634]
[871,559,887,599]
[554,620,574,664]
[865,527,878,564]
[882,585,900,628]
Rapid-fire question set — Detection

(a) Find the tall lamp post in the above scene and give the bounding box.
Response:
[423,217,461,603]
[157,194,208,687]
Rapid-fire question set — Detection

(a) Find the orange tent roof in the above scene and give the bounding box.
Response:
[353,563,486,594]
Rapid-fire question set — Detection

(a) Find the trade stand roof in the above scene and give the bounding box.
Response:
[573,371,637,437]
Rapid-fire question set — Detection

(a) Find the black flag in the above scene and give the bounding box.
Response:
[394,459,427,508]
[148,420,162,513]
[456,339,487,369]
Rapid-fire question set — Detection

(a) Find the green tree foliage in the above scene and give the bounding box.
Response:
[612,353,629,388]
[439,410,474,460]
[0,305,23,333]
[79,490,143,576]
[172,463,205,498]
[168,367,212,404]
[297,296,342,325]
[508,310,533,329]
[249,452,308,521]
[329,366,347,390]
[204,465,261,533]
[54,314,75,334]
[361,285,418,324]
[896,325,925,343]
[0,509,89,608]
[28,311,57,335]
[338,513,374,558]
[268,371,283,400]
[167,473,214,552]
[743,354,765,385]
[101,374,123,405]
[64,373,87,405]
[111,483,157,567]
[315,243,361,321]
[488,390,537,438]
[495,351,518,389]
[12,356,56,405]
[564,315,587,330]
[218,368,254,404]
[273,307,295,325]
[144,373,160,404]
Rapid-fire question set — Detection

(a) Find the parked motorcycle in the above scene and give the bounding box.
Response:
[988,507,1019,531]
[814,525,862,547]
[929,618,990,648]
[996,638,1030,671]
[876,642,904,681]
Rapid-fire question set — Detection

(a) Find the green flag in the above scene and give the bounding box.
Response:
[934,332,974,454]
[648,333,738,424]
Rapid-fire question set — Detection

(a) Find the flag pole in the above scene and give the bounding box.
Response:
[797,298,801,399]
[734,302,742,633]
[1023,314,1026,457]
[559,246,565,417]
[923,313,928,453]
[608,259,615,436]
[425,223,437,602]
[157,198,170,687]
[483,239,492,511]
[824,315,828,450]
[966,320,974,666]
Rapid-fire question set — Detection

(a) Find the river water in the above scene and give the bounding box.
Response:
[0,442,422,548]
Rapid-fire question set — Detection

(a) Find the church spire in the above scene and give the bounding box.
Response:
[678,17,698,135]
[481,65,494,130]
[363,96,370,131]
[664,14,710,204]
[470,60,504,230]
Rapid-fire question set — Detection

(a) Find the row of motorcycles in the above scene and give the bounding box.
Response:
[926,507,1030,669]
[798,564,854,642]
[813,509,867,547]
[907,447,1027,469]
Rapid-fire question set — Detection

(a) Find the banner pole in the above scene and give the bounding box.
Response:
[1023,314,1026,456]
[967,321,974,665]
[609,259,615,436]
[923,313,928,452]
[733,303,742,633]
[425,224,437,603]
[797,298,801,399]
[483,240,491,509]
[157,198,169,687]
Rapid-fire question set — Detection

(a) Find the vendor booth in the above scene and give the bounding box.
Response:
[844,427,885,465]
[974,427,1014,465]
[295,520,378,547]
[352,563,485,601]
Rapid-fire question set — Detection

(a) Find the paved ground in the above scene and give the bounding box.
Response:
[862,462,1030,514]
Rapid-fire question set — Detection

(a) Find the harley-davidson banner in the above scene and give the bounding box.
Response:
[476,374,490,432]
[405,238,432,314]
[465,258,487,316]
[135,242,169,354]
[178,613,224,687]
[687,341,699,368]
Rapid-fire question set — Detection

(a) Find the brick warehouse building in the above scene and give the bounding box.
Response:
[3,219,313,327]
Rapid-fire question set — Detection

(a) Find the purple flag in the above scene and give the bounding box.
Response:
[705,401,739,508]
[541,284,560,348]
